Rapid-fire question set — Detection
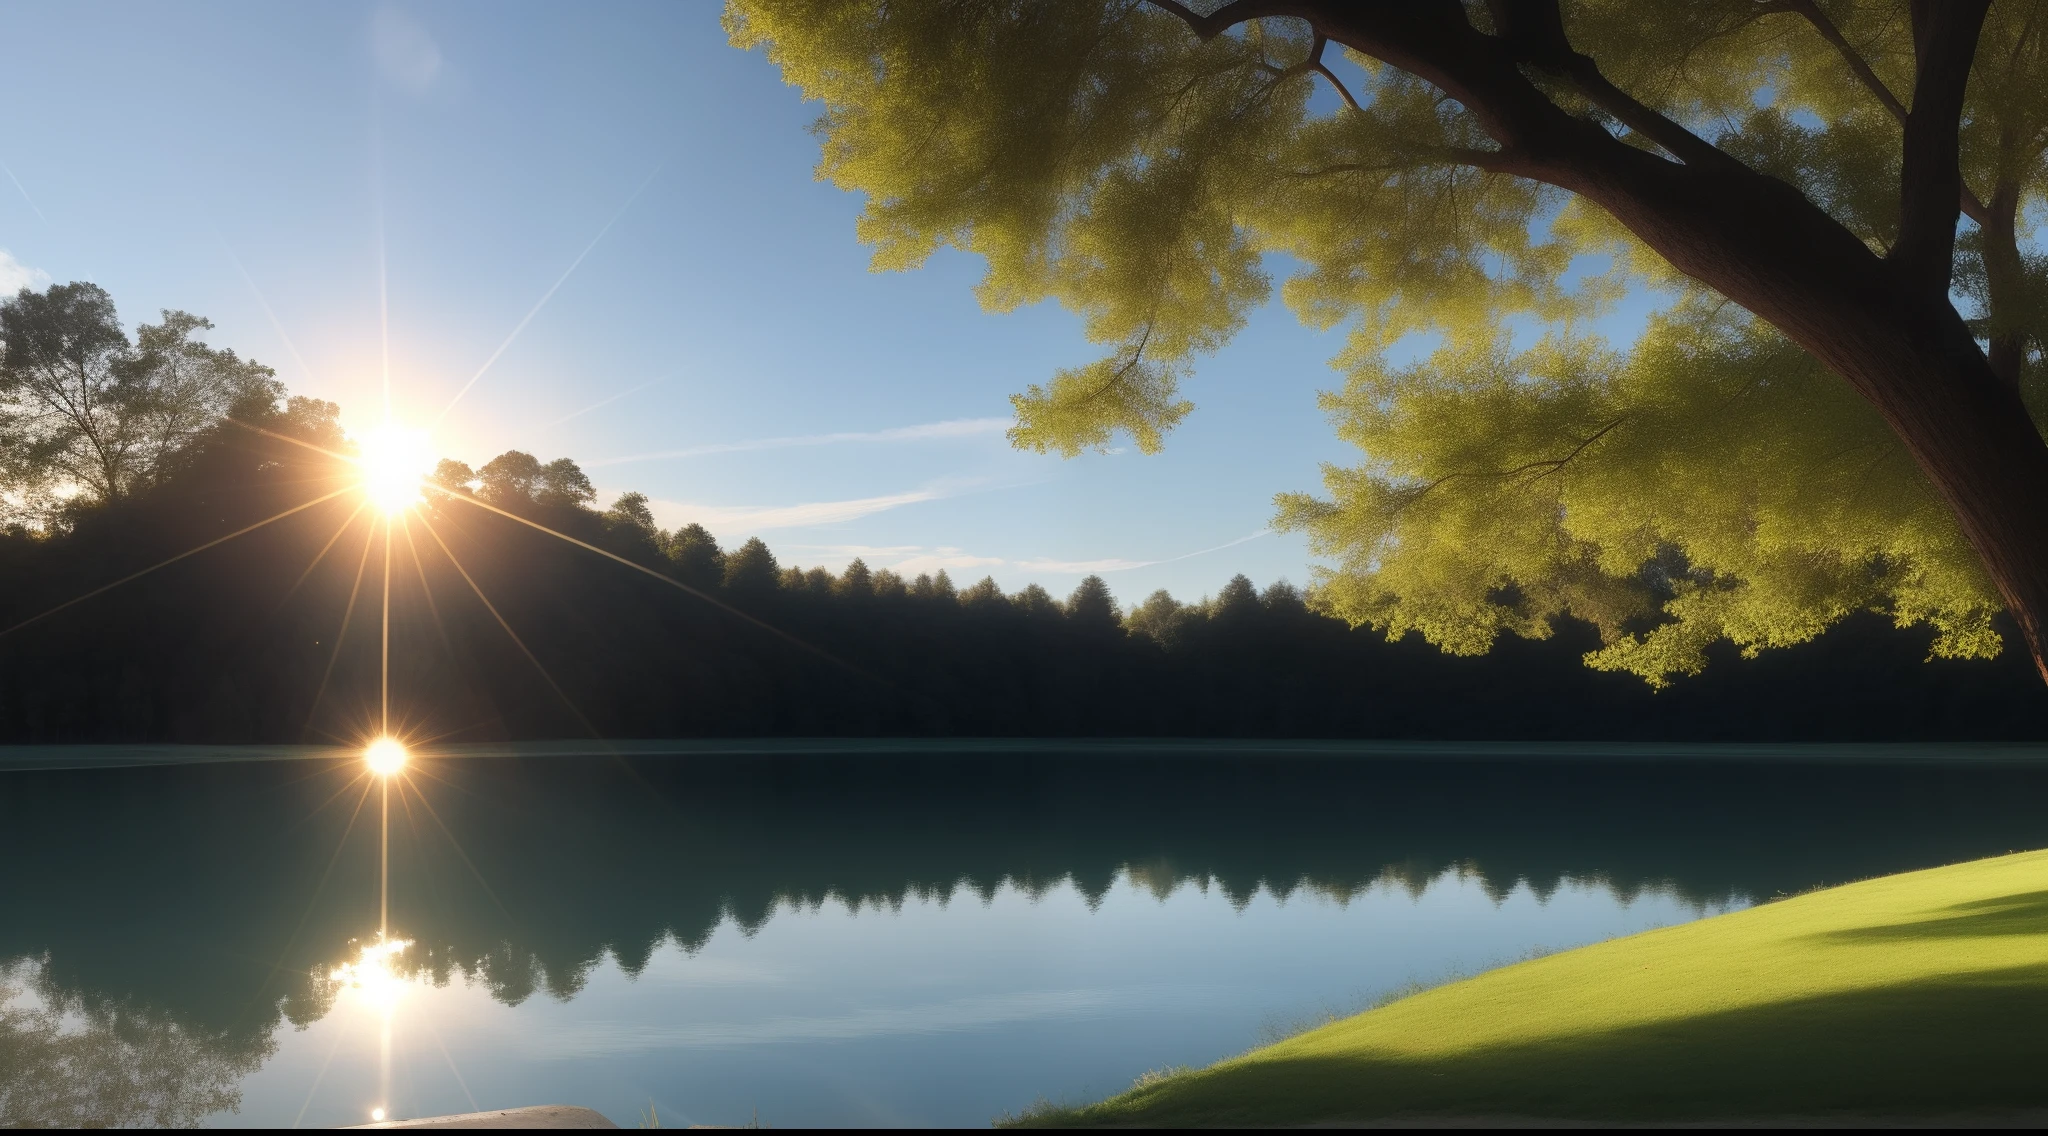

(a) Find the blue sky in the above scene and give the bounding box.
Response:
[0,1,1372,605]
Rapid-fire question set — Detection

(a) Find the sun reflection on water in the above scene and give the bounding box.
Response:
[329,935,415,1013]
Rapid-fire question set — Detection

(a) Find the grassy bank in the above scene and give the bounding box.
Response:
[1011,849,2048,1126]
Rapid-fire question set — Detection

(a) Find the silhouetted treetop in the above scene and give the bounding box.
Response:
[724,536,780,592]
[0,282,279,520]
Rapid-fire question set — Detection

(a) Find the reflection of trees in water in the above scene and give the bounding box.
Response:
[4,754,2047,1038]
[0,957,271,1128]
[372,863,1733,1011]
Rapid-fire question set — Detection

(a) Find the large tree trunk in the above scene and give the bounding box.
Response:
[1810,310,2048,686]
[1578,160,2048,686]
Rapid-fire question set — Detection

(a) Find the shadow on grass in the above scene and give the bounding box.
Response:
[1019,964,2048,1127]
[1818,889,2048,942]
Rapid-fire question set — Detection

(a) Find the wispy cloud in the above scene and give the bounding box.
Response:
[587,417,1010,467]
[646,489,942,534]
[1015,530,1271,574]
[779,529,1275,579]
[1011,556,1152,574]
[541,377,663,430]
[778,542,1003,576]
[881,548,1004,576]
[0,249,48,294]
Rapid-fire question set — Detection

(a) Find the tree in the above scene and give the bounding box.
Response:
[726,1,2048,684]
[837,556,874,598]
[723,535,780,592]
[1127,589,1191,648]
[477,451,544,506]
[0,283,277,515]
[667,522,726,587]
[605,490,657,534]
[536,457,596,508]
[962,574,1009,609]
[123,312,282,480]
[1014,582,1062,618]
[1215,573,1261,618]
[475,451,595,510]
[431,458,477,494]
[1067,575,1123,630]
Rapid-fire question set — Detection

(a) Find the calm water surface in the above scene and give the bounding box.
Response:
[4,745,2047,1128]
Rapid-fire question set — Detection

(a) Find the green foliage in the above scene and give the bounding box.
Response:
[1125,588,1190,647]
[475,450,596,510]
[0,283,280,517]
[1277,308,1999,684]
[667,522,726,587]
[605,490,658,535]
[727,0,2048,681]
[723,536,780,592]
[431,458,477,493]
[1066,574,1121,629]
[836,555,874,598]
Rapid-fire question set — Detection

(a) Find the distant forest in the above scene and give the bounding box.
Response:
[2,284,2046,744]
[0,398,2044,743]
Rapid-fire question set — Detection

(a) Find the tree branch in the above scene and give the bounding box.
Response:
[1772,0,1990,225]
[1485,0,1739,171]
[1891,0,1990,301]
[1304,35,1362,111]
[1501,417,1628,484]
[1256,33,1362,111]
[1142,0,1298,41]
[1398,418,1626,512]
[1779,0,1909,124]
[1979,179,2027,390]
[1285,146,1523,177]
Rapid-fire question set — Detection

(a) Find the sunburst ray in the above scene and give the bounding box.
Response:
[382,517,393,734]
[397,513,458,660]
[394,771,515,925]
[434,488,884,686]
[0,485,353,641]
[255,774,377,1036]
[432,166,660,428]
[305,521,379,737]
[291,1019,352,1130]
[412,511,602,736]
[226,418,359,465]
[280,501,372,610]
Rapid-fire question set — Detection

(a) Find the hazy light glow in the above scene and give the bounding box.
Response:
[330,935,414,1013]
[357,425,434,515]
[371,1108,387,1122]
[365,736,408,776]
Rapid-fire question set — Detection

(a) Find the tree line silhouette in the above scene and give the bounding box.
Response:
[2,282,2046,743]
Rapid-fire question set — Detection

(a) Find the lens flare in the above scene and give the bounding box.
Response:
[357,425,434,515]
[365,737,408,776]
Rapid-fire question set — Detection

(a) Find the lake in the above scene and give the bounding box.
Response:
[4,742,2047,1128]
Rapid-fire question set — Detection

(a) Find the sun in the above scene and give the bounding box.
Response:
[364,736,409,776]
[356,424,435,515]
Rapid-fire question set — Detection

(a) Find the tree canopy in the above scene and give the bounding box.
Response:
[725,0,2048,684]
[0,283,281,520]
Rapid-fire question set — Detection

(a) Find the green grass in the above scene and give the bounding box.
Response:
[1010,849,2048,1126]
